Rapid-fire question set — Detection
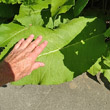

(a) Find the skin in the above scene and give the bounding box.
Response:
[0,34,48,86]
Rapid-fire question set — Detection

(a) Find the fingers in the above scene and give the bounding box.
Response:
[25,35,42,52]
[31,62,45,71]
[19,34,34,50]
[30,41,48,60]
[14,38,24,50]
[13,34,48,63]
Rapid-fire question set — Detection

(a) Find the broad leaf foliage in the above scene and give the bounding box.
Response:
[0,0,109,85]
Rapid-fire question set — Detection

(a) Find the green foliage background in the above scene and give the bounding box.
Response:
[0,0,110,85]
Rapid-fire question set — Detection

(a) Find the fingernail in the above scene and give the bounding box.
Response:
[30,34,34,38]
[22,38,24,41]
[44,41,48,44]
[40,63,45,66]
[38,36,42,39]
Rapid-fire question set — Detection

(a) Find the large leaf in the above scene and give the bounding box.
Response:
[0,17,94,60]
[12,19,107,85]
[72,18,106,76]
[0,17,96,85]
[60,34,106,77]
[68,18,106,44]
[13,33,106,85]
[60,18,106,77]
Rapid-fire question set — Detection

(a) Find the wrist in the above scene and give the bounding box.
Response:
[0,61,14,86]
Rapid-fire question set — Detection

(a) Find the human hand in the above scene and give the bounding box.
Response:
[0,34,48,84]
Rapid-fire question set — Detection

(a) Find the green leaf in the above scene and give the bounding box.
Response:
[61,34,106,78]
[74,18,107,77]
[60,18,106,77]
[69,18,106,44]
[73,0,89,17]
[0,17,96,85]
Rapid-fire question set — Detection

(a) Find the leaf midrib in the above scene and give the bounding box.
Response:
[38,34,104,58]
